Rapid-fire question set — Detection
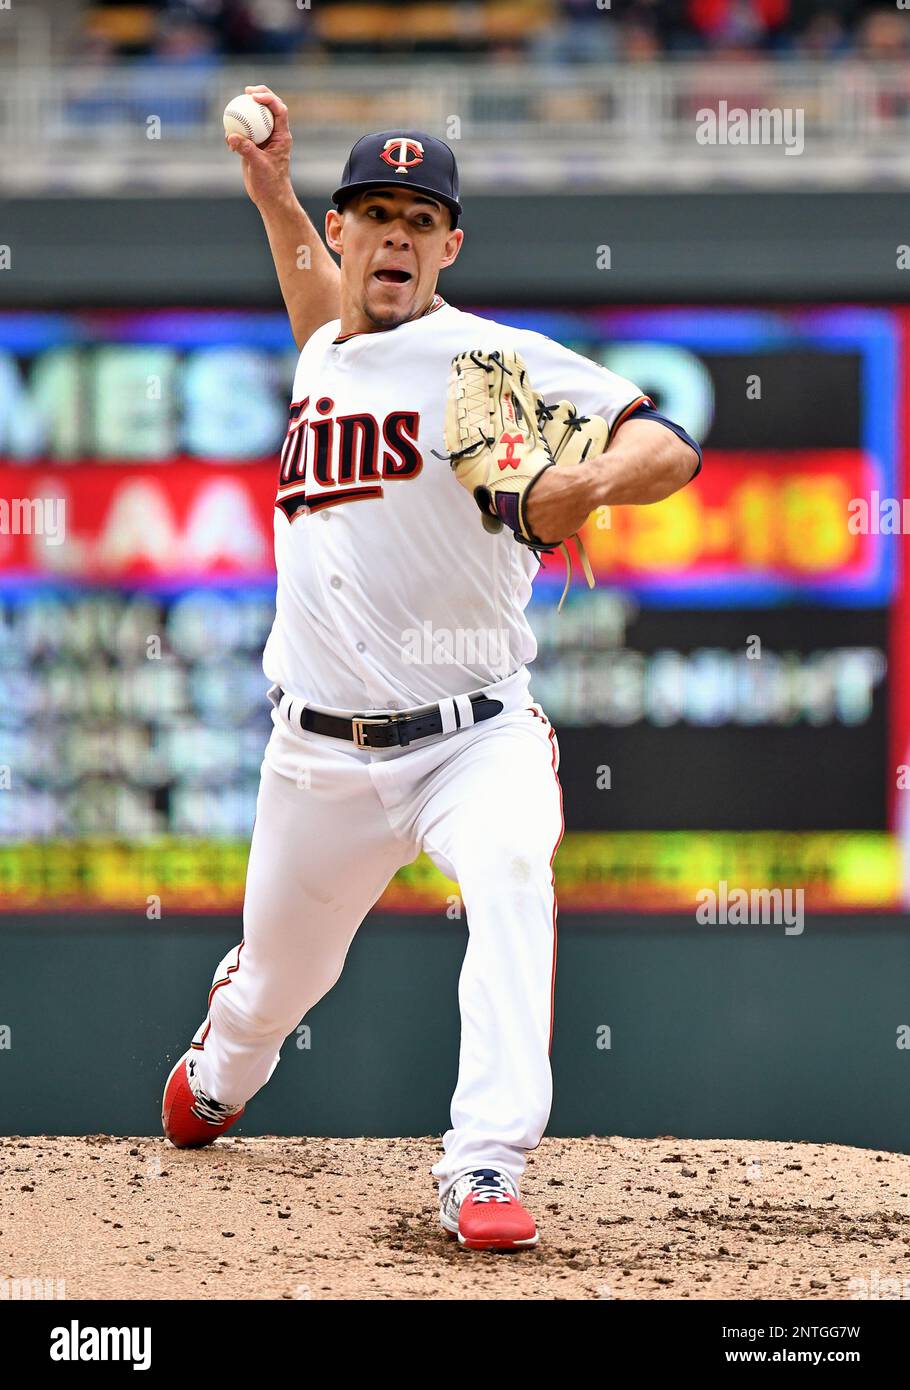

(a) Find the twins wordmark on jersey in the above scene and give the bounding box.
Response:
[276,394,423,519]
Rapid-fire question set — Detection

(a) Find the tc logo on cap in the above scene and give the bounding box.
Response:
[380,138,425,174]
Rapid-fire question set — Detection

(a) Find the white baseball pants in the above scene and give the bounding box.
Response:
[190,669,564,1197]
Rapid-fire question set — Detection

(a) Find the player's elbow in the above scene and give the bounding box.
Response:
[608,415,702,503]
[654,434,702,500]
[626,430,701,504]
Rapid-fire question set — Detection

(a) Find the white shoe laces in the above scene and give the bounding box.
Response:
[185,1057,243,1126]
[190,1091,242,1126]
[452,1168,516,1208]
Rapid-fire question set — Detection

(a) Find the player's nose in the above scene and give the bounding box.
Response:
[383,223,412,248]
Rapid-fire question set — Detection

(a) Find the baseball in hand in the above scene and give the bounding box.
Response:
[223,94,274,146]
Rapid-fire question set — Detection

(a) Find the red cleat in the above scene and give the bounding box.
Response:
[161,1050,244,1149]
[440,1168,539,1250]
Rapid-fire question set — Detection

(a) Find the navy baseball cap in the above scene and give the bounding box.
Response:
[332,130,462,225]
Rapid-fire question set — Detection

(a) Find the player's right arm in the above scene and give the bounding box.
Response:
[226,86,340,350]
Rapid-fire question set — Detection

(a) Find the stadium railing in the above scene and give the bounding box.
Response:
[3,59,910,193]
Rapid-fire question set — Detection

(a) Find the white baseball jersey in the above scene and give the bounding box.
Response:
[262,296,647,711]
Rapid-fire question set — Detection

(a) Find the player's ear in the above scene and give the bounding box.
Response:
[439,227,464,271]
[325,208,344,256]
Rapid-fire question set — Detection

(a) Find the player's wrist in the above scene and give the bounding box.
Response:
[582,454,614,510]
[254,179,300,220]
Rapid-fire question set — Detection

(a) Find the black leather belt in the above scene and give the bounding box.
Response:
[272,687,504,749]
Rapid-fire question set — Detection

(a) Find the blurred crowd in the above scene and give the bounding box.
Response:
[75,0,910,66]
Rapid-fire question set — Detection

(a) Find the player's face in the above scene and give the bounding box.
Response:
[328,189,463,330]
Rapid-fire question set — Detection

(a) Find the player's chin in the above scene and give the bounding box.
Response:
[364,282,419,327]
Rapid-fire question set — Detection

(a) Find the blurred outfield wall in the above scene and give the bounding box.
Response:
[4,191,910,305]
[2,914,910,1151]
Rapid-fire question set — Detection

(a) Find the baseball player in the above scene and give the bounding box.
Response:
[162,89,702,1252]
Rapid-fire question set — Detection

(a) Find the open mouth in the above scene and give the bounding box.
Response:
[373,269,412,285]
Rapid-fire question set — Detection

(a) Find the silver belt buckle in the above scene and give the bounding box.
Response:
[352,714,397,749]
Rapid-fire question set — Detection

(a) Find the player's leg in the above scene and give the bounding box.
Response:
[415,703,564,1197]
[182,728,414,1109]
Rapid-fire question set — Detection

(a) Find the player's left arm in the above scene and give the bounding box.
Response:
[525,405,701,546]
[591,404,702,502]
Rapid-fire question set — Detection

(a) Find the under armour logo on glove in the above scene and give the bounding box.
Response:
[497,432,524,469]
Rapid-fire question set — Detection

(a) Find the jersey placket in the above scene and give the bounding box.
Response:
[309,340,402,713]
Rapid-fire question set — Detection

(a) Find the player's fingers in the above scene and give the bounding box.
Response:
[243,86,289,121]
[225,133,255,157]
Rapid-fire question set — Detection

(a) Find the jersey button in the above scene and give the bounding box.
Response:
[356,641,366,653]
[330,575,342,590]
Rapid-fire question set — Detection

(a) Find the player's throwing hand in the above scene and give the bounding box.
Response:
[225,85,293,210]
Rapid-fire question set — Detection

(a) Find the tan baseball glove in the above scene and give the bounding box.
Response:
[442,349,610,609]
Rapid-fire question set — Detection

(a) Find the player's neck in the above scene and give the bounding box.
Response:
[337,292,442,341]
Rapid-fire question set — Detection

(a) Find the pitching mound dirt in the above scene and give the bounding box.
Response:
[2,1135,908,1301]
